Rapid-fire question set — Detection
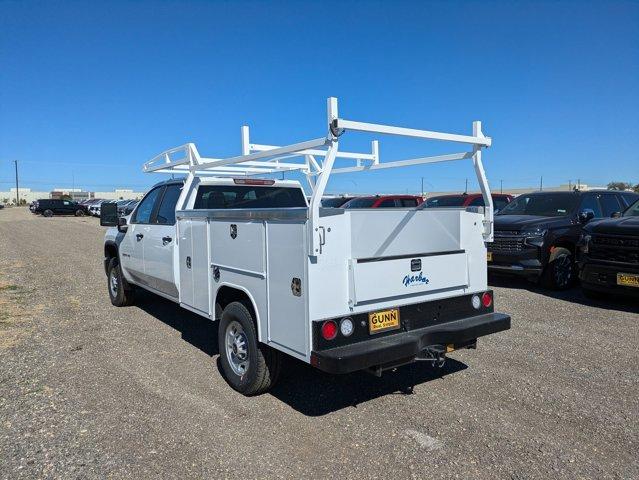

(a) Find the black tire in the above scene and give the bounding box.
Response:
[107,257,135,306]
[75,209,85,217]
[218,301,281,395]
[43,209,53,217]
[541,248,575,290]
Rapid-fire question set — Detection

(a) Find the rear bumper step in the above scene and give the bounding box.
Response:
[310,312,511,374]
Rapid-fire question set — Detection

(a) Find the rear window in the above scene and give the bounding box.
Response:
[426,196,466,207]
[343,198,377,208]
[400,198,419,207]
[194,185,307,209]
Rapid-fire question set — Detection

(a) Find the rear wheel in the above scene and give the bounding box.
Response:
[75,209,85,217]
[107,257,135,306]
[43,209,53,217]
[218,301,281,395]
[541,247,574,290]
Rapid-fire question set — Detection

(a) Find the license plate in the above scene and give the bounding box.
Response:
[617,273,639,288]
[487,251,493,262]
[369,308,400,334]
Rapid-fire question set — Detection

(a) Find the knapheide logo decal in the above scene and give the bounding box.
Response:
[403,271,429,287]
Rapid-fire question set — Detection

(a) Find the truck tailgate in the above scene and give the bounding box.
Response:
[349,251,469,305]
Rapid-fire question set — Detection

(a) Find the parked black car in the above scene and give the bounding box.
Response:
[32,199,89,217]
[122,200,138,216]
[488,190,639,289]
[578,198,639,298]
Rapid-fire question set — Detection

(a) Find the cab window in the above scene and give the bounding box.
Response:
[400,198,418,207]
[194,185,306,209]
[600,194,622,217]
[155,184,182,225]
[132,186,163,224]
[579,194,602,217]
[377,199,397,208]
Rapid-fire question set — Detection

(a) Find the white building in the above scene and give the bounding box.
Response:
[0,188,50,205]
[94,189,145,200]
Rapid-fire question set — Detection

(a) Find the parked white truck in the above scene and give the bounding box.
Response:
[101,98,510,395]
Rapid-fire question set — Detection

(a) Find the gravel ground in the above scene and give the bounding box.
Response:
[0,207,637,479]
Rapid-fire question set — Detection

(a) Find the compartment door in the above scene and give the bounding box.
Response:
[178,218,210,314]
[266,222,307,357]
[349,252,469,305]
[178,218,194,307]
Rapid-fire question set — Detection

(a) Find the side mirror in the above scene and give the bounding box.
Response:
[611,211,621,218]
[578,208,595,224]
[117,216,128,233]
[100,202,118,226]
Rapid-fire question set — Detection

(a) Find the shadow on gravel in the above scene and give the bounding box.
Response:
[135,290,219,356]
[267,357,467,416]
[134,291,470,416]
[489,274,639,314]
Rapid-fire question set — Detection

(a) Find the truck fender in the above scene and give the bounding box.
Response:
[104,240,119,275]
[214,282,263,342]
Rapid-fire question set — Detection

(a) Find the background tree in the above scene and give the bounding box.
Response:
[607,181,632,190]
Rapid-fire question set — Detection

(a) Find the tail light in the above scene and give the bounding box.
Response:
[481,292,493,308]
[321,320,338,340]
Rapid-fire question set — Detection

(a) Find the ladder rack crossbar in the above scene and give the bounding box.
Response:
[142,97,495,248]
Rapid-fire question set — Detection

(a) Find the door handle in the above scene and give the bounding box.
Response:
[136,233,144,241]
[162,236,172,244]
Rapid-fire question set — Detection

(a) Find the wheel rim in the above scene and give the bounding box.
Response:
[225,320,249,377]
[554,254,572,288]
[109,269,119,297]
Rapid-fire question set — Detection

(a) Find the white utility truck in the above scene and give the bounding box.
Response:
[101,98,511,395]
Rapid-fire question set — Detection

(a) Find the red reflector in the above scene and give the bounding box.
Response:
[321,320,338,341]
[233,178,275,186]
[481,292,493,308]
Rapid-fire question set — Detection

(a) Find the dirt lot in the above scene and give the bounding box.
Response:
[0,207,637,479]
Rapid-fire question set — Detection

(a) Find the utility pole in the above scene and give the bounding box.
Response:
[568,180,572,191]
[421,177,424,197]
[540,176,543,191]
[500,179,503,194]
[14,160,19,206]
[72,172,75,200]
[464,178,468,194]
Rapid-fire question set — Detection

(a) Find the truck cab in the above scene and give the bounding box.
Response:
[578,198,639,298]
[101,97,511,395]
[488,190,638,289]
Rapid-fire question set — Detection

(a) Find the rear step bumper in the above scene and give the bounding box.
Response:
[310,312,511,374]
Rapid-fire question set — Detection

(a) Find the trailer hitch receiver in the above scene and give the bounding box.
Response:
[415,345,447,368]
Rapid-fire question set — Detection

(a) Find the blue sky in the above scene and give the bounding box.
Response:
[1,0,638,195]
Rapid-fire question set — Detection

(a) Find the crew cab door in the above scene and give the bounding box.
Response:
[61,200,74,213]
[120,185,164,285]
[143,183,182,298]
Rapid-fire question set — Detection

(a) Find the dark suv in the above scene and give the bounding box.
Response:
[488,190,639,289]
[578,198,639,298]
[33,199,89,217]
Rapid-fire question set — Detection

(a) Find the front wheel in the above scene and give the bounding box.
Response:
[218,301,281,395]
[43,209,53,217]
[75,209,85,217]
[107,257,135,306]
[541,248,574,290]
